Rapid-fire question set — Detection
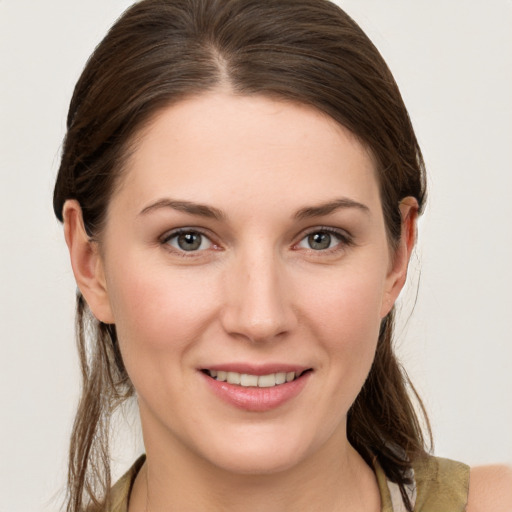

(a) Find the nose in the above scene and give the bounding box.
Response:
[220,248,298,343]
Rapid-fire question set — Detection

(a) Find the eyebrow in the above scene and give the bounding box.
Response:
[139,199,225,220]
[139,197,369,221]
[294,198,370,220]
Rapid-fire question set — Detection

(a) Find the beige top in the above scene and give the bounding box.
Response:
[103,454,469,512]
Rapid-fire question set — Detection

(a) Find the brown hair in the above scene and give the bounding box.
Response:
[53,1,429,510]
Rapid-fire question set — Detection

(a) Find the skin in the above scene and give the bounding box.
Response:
[64,92,512,511]
[467,465,512,512]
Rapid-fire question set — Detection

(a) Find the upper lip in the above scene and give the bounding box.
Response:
[200,363,311,375]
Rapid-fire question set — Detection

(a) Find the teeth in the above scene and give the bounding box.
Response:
[275,372,286,385]
[240,373,258,386]
[227,371,241,384]
[257,374,276,387]
[209,370,300,387]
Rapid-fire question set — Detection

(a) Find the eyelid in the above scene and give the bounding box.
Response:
[160,227,220,254]
[157,225,353,257]
[294,226,354,251]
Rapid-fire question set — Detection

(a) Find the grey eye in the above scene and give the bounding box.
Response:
[297,229,348,252]
[307,232,333,250]
[167,231,212,252]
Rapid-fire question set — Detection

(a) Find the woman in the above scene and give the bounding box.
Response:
[53,0,512,511]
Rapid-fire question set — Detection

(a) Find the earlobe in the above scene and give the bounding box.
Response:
[63,200,115,324]
[381,197,419,317]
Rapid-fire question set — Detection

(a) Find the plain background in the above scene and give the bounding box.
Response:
[1,1,511,510]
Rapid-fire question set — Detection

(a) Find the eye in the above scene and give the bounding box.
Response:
[163,230,213,252]
[296,228,351,251]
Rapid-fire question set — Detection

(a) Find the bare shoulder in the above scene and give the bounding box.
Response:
[466,464,512,512]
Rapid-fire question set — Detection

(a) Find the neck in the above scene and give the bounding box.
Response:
[129,427,380,512]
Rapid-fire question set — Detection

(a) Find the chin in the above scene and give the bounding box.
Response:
[207,446,308,476]
[189,421,333,477]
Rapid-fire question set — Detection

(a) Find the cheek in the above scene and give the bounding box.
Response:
[307,265,386,342]
[105,265,224,416]
[302,267,385,399]
[106,262,218,362]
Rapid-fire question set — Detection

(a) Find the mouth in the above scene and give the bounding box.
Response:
[200,366,313,411]
[201,369,312,388]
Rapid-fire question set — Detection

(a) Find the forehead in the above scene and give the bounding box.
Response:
[116,92,381,217]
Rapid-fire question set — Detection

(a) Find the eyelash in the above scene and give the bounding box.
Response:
[159,226,354,257]
[294,227,354,254]
[160,228,218,256]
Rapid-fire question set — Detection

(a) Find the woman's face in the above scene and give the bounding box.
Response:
[92,92,409,474]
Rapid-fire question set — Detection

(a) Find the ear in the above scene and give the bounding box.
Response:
[381,196,419,317]
[63,200,115,324]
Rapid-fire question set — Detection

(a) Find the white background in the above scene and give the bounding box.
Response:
[1,1,511,511]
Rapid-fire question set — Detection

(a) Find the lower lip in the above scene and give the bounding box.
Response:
[201,372,311,412]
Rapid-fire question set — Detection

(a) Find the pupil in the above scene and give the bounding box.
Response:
[178,232,201,251]
[309,232,331,250]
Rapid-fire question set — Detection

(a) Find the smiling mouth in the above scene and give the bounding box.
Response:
[202,369,312,388]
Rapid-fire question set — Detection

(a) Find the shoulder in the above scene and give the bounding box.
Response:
[466,464,512,512]
[412,455,470,510]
